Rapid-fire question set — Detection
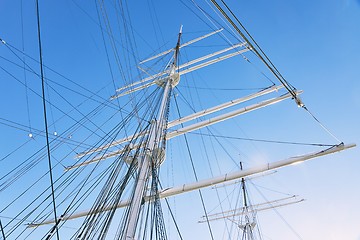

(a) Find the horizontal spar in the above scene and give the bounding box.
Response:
[75,131,148,159]
[157,143,356,199]
[166,91,299,139]
[115,29,225,94]
[168,85,283,128]
[177,42,247,70]
[71,90,294,168]
[177,48,249,76]
[31,143,355,226]
[112,45,249,99]
[198,195,304,223]
[139,28,224,65]
[82,85,283,159]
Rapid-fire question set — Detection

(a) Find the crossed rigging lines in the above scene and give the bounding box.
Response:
[0,1,346,239]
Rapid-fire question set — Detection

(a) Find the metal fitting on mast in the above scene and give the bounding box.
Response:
[169,25,182,87]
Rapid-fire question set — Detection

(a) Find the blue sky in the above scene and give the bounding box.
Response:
[0,0,359,239]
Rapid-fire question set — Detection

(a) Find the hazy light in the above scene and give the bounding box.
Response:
[291,161,303,166]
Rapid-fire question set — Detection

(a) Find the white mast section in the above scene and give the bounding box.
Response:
[122,25,183,240]
[30,143,355,227]
[124,83,172,240]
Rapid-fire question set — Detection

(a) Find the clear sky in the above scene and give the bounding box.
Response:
[0,0,359,240]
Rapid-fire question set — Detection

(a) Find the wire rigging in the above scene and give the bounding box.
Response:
[0,219,5,240]
[0,1,351,239]
[251,183,304,240]
[0,86,160,238]
[188,132,335,147]
[303,106,342,143]
[207,0,342,144]
[35,0,60,239]
[20,0,33,137]
[173,94,215,240]
[0,40,123,111]
[209,0,298,99]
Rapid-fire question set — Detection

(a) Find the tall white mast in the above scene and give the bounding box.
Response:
[239,162,258,240]
[123,26,183,240]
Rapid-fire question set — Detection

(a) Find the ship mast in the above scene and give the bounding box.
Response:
[24,27,356,238]
[239,162,257,240]
[123,26,183,240]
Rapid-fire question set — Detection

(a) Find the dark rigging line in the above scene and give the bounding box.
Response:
[303,106,341,143]
[186,0,276,86]
[198,129,233,238]
[252,183,303,240]
[177,85,267,91]
[35,1,60,239]
[95,2,120,98]
[0,219,5,240]
[248,181,293,197]
[210,0,298,100]
[0,56,152,150]
[187,132,335,147]
[0,60,119,142]
[213,0,346,143]
[0,54,118,112]
[0,40,121,110]
[95,0,131,140]
[45,73,58,136]
[159,185,184,240]
[0,118,93,149]
[21,0,32,136]
[173,88,240,166]
[173,95,215,240]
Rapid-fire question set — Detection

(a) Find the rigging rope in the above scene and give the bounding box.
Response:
[20,0,32,137]
[209,0,299,100]
[0,219,5,240]
[177,85,269,91]
[252,183,304,240]
[0,41,123,111]
[188,132,335,147]
[186,0,277,87]
[161,189,184,240]
[173,95,215,240]
[303,106,342,143]
[207,0,342,144]
[35,0,59,239]
[0,45,125,141]
[95,1,121,106]
[0,68,127,198]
